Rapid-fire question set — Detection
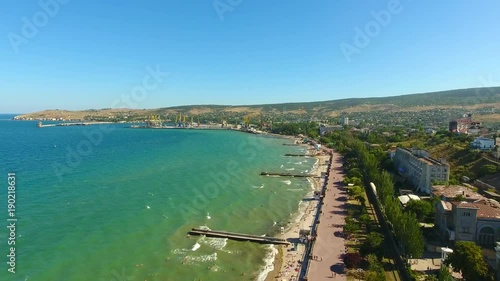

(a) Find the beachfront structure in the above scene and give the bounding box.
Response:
[393,148,450,194]
[470,137,495,151]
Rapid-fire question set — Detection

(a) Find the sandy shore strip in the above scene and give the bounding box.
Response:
[264,146,331,281]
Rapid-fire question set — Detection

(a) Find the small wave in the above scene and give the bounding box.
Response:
[252,184,264,189]
[206,212,211,220]
[256,245,278,281]
[200,237,228,250]
[294,162,303,165]
[287,188,303,192]
[191,242,201,251]
[281,180,292,185]
[285,168,295,171]
[280,165,284,168]
[209,265,221,272]
[172,248,190,255]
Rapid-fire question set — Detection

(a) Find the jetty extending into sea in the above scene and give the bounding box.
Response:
[260,171,316,177]
[187,228,290,245]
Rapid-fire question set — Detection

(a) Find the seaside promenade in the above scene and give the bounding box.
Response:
[307,150,347,280]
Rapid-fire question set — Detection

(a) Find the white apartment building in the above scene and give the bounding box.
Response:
[394,148,450,194]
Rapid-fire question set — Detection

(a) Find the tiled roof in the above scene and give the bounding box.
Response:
[450,199,500,219]
[432,185,483,201]
[475,200,500,219]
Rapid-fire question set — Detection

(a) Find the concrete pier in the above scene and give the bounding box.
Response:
[187,228,290,245]
[260,171,316,177]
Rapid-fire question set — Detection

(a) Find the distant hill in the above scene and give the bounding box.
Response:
[15,87,500,124]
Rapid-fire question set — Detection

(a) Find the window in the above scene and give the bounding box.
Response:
[462,227,469,233]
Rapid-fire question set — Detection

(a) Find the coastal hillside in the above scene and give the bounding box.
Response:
[15,87,500,125]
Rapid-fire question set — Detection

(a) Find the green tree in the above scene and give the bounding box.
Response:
[359,213,371,228]
[347,185,363,198]
[405,200,433,222]
[344,217,360,237]
[438,265,453,281]
[445,241,491,281]
[480,164,498,177]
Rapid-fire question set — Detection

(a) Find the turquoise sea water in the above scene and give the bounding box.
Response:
[0,115,315,281]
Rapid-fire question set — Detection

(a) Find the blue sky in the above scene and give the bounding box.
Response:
[1,0,500,113]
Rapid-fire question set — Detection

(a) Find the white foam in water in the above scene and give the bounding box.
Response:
[252,184,264,189]
[294,162,302,165]
[273,221,277,226]
[206,212,211,220]
[191,242,201,251]
[285,168,294,171]
[281,180,291,185]
[172,248,189,255]
[199,225,211,231]
[201,237,228,250]
[280,164,284,168]
[184,253,218,264]
[209,265,221,272]
[256,245,278,281]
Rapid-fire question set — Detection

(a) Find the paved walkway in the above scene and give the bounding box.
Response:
[308,151,347,280]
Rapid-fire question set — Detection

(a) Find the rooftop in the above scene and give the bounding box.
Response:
[432,185,483,201]
[480,173,500,190]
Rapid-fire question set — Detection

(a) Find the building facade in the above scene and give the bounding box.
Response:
[449,114,481,134]
[471,137,495,150]
[393,148,450,194]
[435,199,500,247]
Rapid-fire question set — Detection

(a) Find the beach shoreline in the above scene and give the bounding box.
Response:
[262,144,330,281]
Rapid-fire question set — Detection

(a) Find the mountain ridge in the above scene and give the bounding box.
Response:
[15,86,500,123]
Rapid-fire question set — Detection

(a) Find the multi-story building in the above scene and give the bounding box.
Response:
[471,137,496,150]
[340,116,349,126]
[433,185,500,247]
[449,114,481,134]
[393,148,450,194]
[319,125,343,136]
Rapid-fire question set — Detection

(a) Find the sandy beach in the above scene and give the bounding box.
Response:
[264,144,337,281]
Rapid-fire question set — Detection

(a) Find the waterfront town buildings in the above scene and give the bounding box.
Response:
[393,148,450,194]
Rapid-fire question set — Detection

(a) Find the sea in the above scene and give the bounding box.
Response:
[0,114,315,281]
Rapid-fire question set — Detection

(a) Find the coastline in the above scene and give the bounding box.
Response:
[263,144,329,281]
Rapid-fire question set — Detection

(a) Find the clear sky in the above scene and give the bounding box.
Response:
[1,0,500,113]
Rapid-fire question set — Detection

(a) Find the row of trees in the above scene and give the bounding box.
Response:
[333,132,425,259]
[270,121,319,138]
